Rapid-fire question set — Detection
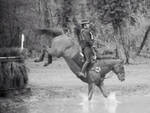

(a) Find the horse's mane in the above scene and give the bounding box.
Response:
[98,58,124,66]
[34,28,63,38]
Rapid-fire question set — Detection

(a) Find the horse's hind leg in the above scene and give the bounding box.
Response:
[43,47,57,66]
[34,49,46,62]
[44,54,52,66]
[88,83,94,101]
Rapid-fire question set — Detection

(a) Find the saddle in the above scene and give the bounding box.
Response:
[80,51,97,63]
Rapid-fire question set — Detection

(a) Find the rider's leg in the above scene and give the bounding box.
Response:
[92,46,97,60]
[79,47,92,77]
[80,58,90,76]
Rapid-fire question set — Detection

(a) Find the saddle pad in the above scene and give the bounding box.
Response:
[91,66,101,73]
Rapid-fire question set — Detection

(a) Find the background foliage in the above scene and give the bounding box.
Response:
[0,0,150,62]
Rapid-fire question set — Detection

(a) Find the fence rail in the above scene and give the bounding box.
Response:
[0,56,24,62]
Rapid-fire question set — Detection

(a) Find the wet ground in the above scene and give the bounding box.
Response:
[1,57,150,113]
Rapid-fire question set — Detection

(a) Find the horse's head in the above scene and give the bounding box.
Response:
[112,60,125,81]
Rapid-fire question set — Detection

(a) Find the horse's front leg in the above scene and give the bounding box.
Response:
[88,83,95,101]
[98,82,108,98]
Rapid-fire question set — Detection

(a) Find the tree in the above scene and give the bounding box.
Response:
[87,0,150,63]
[87,0,130,63]
[137,25,150,55]
[56,0,76,31]
[0,0,29,47]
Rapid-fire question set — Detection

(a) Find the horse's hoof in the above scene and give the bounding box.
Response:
[44,64,48,67]
[44,62,51,67]
[88,98,92,101]
[34,59,40,62]
[104,95,108,98]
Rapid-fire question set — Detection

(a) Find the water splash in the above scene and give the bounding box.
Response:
[79,93,94,113]
[79,92,120,113]
[104,92,120,113]
[144,93,150,97]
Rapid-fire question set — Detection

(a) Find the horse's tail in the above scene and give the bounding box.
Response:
[34,28,63,38]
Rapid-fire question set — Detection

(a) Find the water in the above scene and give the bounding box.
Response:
[27,92,150,113]
[1,92,150,113]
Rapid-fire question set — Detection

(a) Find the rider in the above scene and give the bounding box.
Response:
[78,19,96,77]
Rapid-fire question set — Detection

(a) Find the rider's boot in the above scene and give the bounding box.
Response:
[78,60,89,78]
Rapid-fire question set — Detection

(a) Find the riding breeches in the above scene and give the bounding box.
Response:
[81,46,93,73]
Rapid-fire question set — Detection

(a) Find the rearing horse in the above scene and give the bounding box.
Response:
[34,28,125,100]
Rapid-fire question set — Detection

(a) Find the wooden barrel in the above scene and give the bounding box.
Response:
[0,48,29,96]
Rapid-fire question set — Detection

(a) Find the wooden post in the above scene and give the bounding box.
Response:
[21,34,25,51]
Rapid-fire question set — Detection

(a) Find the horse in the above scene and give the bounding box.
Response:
[34,28,125,100]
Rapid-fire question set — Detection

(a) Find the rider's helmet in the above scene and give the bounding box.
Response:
[81,19,90,28]
[81,19,89,25]
[81,19,89,24]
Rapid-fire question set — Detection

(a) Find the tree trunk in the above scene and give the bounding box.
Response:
[137,25,150,55]
[42,0,50,27]
[113,23,127,63]
[119,24,130,64]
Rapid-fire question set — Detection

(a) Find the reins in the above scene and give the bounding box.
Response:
[104,64,114,79]
[104,74,114,79]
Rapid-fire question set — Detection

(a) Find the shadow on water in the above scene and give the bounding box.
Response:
[1,92,150,113]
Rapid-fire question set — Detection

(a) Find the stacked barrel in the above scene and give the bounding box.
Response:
[0,48,28,96]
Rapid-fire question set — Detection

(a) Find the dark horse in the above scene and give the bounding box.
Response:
[34,28,125,100]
